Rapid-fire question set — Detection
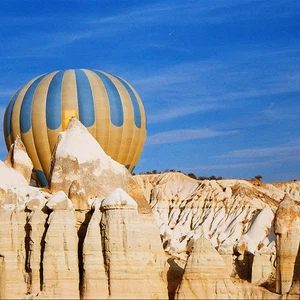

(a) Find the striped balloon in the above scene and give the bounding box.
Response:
[4,69,147,186]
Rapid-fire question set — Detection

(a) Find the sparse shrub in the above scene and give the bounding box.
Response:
[187,173,197,179]
[253,175,263,181]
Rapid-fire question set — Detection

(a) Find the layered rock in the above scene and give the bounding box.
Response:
[0,205,27,299]
[49,117,150,214]
[177,237,238,299]
[0,159,29,206]
[25,196,48,295]
[81,198,108,299]
[274,194,300,295]
[272,181,300,202]
[251,246,275,287]
[134,173,283,276]
[1,131,300,299]
[40,192,79,299]
[234,206,275,255]
[0,151,44,299]
[100,188,168,299]
[4,135,33,184]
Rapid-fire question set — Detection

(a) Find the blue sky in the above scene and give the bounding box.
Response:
[0,0,300,182]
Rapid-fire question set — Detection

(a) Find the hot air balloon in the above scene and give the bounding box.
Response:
[3,69,147,186]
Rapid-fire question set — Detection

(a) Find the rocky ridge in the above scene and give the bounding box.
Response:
[0,117,299,299]
[134,172,300,298]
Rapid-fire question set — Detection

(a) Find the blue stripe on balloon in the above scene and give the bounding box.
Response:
[114,76,141,129]
[93,70,124,127]
[46,71,64,130]
[5,88,21,136]
[75,69,95,127]
[35,170,48,187]
[20,74,48,133]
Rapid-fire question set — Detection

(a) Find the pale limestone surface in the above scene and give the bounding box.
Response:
[25,197,48,295]
[49,117,128,200]
[0,206,27,299]
[134,173,280,262]
[176,237,238,299]
[234,206,275,255]
[4,135,33,184]
[251,246,275,287]
[0,156,49,299]
[134,172,300,297]
[176,237,280,300]
[0,160,28,201]
[100,188,168,299]
[272,181,300,202]
[274,194,300,295]
[101,187,138,210]
[1,134,300,299]
[40,192,79,299]
[81,198,108,299]
[49,117,150,213]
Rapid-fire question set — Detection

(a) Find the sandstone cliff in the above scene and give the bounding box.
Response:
[134,172,300,298]
[0,118,300,299]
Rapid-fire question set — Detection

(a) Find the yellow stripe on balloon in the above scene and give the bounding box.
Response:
[108,75,134,165]
[130,128,146,172]
[32,72,57,178]
[46,70,78,154]
[21,129,43,173]
[83,69,110,152]
[62,70,79,130]
[20,78,51,173]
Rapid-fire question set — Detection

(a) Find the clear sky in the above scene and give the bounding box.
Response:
[0,0,300,182]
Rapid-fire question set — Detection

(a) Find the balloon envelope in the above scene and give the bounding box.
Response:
[3,69,147,186]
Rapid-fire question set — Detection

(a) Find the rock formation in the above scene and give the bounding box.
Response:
[274,194,300,295]
[100,188,168,299]
[25,196,48,295]
[81,198,108,299]
[4,135,33,184]
[251,245,275,288]
[1,118,300,299]
[49,117,150,214]
[134,174,280,261]
[0,205,27,299]
[177,237,238,299]
[41,191,80,299]
[134,172,300,298]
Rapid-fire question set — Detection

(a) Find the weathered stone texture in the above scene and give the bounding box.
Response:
[176,237,238,299]
[274,194,300,295]
[100,188,168,299]
[40,192,79,299]
[0,207,27,298]
[81,200,108,299]
[5,135,33,184]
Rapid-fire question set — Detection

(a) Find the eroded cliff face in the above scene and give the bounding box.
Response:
[0,119,165,299]
[133,173,282,258]
[0,118,300,299]
[134,172,300,298]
